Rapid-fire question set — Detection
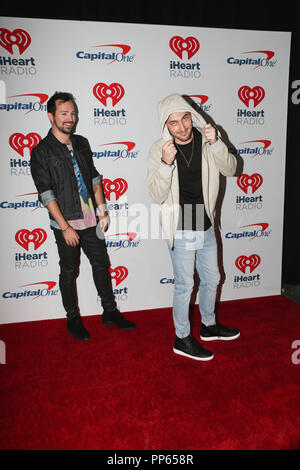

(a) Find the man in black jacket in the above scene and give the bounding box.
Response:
[31,91,135,340]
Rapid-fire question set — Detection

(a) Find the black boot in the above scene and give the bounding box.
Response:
[67,315,90,340]
[102,309,136,330]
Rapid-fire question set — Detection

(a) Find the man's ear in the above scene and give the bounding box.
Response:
[47,112,53,124]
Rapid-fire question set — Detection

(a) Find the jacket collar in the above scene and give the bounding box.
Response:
[47,129,76,148]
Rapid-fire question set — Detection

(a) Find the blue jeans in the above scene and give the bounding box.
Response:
[169,226,220,338]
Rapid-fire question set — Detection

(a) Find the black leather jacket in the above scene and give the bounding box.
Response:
[31,130,101,222]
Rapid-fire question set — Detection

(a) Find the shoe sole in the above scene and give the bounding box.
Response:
[102,320,136,330]
[67,331,90,340]
[173,347,214,361]
[200,332,240,341]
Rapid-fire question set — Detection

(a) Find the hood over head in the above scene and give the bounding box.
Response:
[158,93,207,141]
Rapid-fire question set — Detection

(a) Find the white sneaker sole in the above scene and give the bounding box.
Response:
[173,347,214,361]
[200,332,240,341]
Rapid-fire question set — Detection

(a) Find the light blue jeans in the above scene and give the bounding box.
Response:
[169,226,220,338]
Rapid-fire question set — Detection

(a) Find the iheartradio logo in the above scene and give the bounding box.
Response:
[238,86,265,108]
[109,266,128,286]
[237,173,263,194]
[235,254,261,274]
[93,82,125,106]
[0,28,31,54]
[169,36,200,59]
[9,132,41,156]
[102,178,128,201]
[15,228,47,251]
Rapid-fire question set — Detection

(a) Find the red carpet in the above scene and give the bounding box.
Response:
[1,295,300,450]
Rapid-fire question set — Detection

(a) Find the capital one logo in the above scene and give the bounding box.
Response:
[93,44,131,63]
[189,94,212,112]
[238,140,272,157]
[94,44,131,55]
[96,141,136,161]
[169,36,200,59]
[244,50,275,66]
[238,86,265,107]
[101,141,135,152]
[2,281,57,301]
[15,228,47,251]
[235,254,261,273]
[237,173,263,194]
[189,94,209,104]
[21,281,56,300]
[9,132,41,156]
[93,82,125,106]
[109,266,128,286]
[4,93,48,115]
[0,28,31,54]
[102,178,128,201]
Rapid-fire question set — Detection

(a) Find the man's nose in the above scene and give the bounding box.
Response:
[178,121,186,132]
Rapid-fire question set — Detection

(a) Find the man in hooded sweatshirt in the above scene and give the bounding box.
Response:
[148,94,240,361]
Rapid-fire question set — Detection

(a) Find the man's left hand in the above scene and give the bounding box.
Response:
[99,213,110,233]
[98,214,109,233]
[204,124,217,145]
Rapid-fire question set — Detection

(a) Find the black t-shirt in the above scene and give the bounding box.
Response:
[176,128,211,231]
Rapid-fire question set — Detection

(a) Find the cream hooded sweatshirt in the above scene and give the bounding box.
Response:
[148,93,237,248]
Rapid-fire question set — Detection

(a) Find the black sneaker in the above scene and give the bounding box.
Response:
[102,309,136,330]
[173,335,214,361]
[200,323,240,341]
[67,315,90,340]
